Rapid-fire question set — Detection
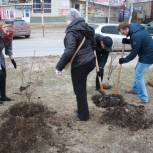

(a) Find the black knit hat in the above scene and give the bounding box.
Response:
[102,36,113,52]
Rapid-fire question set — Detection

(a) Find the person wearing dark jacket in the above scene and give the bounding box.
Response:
[56,8,95,121]
[118,22,153,104]
[0,22,17,104]
[95,34,113,91]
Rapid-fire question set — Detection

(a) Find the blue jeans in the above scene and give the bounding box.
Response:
[132,62,151,102]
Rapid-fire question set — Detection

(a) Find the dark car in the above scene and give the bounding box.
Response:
[3,19,31,38]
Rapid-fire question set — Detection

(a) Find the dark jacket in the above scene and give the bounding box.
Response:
[124,23,153,64]
[95,34,109,69]
[0,31,13,69]
[56,18,95,71]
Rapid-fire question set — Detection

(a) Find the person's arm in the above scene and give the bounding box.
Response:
[99,52,109,69]
[4,39,13,57]
[4,39,17,69]
[120,35,141,64]
[56,32,77,71]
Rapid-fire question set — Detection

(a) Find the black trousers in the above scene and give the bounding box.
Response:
[0,67,6,98]
[96,68,104,90]
[71,59,95,121]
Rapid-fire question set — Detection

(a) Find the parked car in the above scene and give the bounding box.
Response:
[3,19,31,38]
[90,23,153,51]
[90,23,131,51]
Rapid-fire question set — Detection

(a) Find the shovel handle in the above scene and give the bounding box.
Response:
[116,44,125,92]
[94,51,104,93]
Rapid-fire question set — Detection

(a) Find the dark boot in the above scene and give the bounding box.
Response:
[0,96,11,101]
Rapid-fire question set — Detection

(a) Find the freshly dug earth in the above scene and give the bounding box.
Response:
[100,104,153,131]
[92,94,153,131]
[91,94,126,108]
[4,56,153,153]
[0,102,67,153]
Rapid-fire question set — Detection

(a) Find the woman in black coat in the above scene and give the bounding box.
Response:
[56,8,95,121]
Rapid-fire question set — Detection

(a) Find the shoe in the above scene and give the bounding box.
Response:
[132,99,148,106]
[147,81,153,87]
[79,116,89,121]
[74,110,89,121]
[0,101,3,105]
[0,96,11,101]
[125,89,137,95]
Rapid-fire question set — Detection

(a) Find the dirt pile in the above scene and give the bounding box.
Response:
[92,94,126,108]
[101,104,153,131]
[0,102,67,153]
[92,94,153,131]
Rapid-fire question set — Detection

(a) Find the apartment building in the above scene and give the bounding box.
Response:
[2,0,152,23]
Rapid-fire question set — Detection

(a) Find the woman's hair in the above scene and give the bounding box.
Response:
[118,22,129,31]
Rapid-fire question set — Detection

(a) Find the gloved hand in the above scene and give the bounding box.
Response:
[122,38,131,44]
[119,58,126,64]
[55,69,62,75]
[11,59,17,69]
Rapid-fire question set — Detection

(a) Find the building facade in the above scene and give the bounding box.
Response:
[132,0,153,22]
[2,0,152,24]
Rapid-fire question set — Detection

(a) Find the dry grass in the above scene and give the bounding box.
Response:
[1,56,153,153]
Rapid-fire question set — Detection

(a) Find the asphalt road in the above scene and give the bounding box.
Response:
[11,28,140,67]
[10,28,146,68]
[12,28,129,57]
[13,28,65,57]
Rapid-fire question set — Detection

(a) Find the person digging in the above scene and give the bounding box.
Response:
[118,22,153,105]
[95,34,113,92]
[91,34,126,108]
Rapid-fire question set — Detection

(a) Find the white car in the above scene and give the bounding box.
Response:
[90,23,131,51]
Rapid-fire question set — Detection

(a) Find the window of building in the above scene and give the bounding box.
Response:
[33,0,51,13]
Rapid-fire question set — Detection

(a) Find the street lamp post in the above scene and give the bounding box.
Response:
[85,0,88,23]
[129,0,133,24]
[108,0,111,23]
[40,0,45,37]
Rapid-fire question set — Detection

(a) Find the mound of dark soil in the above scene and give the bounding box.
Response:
[101,104,153,131]
[92,94,153,131]
[92,94,126,108]
[8,102,52,117]
[0,102,67,153]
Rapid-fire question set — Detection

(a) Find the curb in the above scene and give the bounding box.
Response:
[30,23,67,29]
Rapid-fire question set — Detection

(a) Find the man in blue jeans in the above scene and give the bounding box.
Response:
[118,22,153,105]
